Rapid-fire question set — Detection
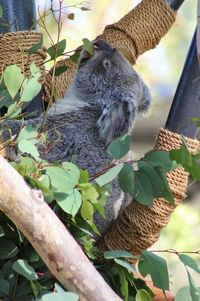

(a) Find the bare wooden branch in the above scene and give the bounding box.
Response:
[0,156,122,301]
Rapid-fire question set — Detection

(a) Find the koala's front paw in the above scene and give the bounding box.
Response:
[97,100,136,143]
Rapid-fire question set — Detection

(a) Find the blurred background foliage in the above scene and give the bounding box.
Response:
[36,0,199,293]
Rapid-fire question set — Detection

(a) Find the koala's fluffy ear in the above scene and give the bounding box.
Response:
[97,100,136,143]
[138,82,151,113]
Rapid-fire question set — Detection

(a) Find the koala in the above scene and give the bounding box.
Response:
[3,40,151,237]
[49,40,151,143]
[46,40,151,236]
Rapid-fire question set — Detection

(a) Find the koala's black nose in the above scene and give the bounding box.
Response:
[93,40,113,53]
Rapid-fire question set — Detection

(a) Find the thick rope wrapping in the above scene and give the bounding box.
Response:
[44,0,176,102]
[0,31,47,84]
[98,128,200,255]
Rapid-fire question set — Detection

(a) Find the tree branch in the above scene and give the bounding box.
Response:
[0,156,122,301]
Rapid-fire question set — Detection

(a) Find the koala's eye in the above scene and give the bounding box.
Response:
[103,59,111,70]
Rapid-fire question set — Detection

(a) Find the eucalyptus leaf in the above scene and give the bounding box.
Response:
[134,170,153,206]
[17,125,38,142]
[55,65,69,76]
[95,163,124,187]
[47,39,66,60]
[82,186,99,203]
[144,150,177,172]
[5,103,21,119]
[4,65,24,99]
[18,139,40,161]
[114,258,136,274]
[30,62,41,80]
[119,270,128,301]
[82,38,94,55]
[138,251,169,290]
[21,77,41,102]
[175,287,200,301]
[41,292,79,301]
[179,254,200,273]
[136,289,152,301]
[0,278,10,298]
[56,189,82,217]
[62,162,80,185]
[0,238,18,259]
[107,134,132,159]
[81,200,94,222]
[187,270,200,301]
[28,35,43,54]
[12,259,38,281]
[104,250,135,260]
[118,163,134,196]
[45,166,76,193]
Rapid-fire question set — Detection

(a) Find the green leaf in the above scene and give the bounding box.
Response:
[81,200,94,222]
[134,170,154,206]
[56,189,82,217]
[170,139,192,168]
[55,65,69,76]
[47,39,66,60]
[82,38,94,55]
[0,238,18,259]
[0,278,10,298]
[136,289,152,301]
[4,65,24,99]
[107,134,132,159]
[138,251,169,290]
[45,166,76,193]
[0,89,12,109]
[187,270,200,301]
[41,283,79,301]
[31,281,43,298]
[30,62,41,80]
[144,150,177,172]
[41,292,79,301]
[104,250,135,260]
[179,254,200,273]
[118,163,134,196]
[114,258,136,274]
[18,157,37,175]
[62,162,80,185]
[21,77,41,102]
[17,125,38,142]
[175,287,200,301]
[138,161,174,204]
[0,5,3,18]
[119,270,128,301]
[18,139,40,161]
[0,225,5,237]
[5,103,21,119]
[70,52,80,63]
[82,186,99,203]
[28,35,43,54]
[95,163,124,187]
[12,259,38,281]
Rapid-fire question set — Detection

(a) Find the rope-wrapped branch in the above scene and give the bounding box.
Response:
[0,31,47,84]
[98,128,200,254]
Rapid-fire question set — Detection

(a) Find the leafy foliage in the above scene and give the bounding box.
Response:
[0,5,200,300]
